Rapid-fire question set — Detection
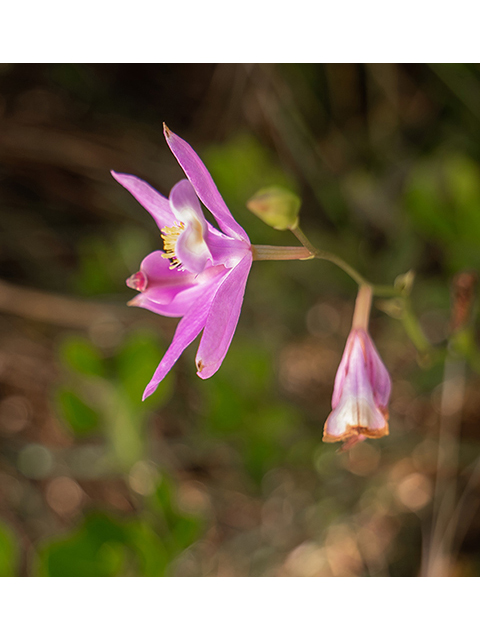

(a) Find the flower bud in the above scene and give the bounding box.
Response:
[323,286,391,446]
[246,186,301,231]
[394,270,415,295]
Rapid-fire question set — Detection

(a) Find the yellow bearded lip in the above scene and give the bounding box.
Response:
[161,222,185,269]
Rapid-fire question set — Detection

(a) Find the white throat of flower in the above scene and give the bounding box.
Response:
[161,208,211,273]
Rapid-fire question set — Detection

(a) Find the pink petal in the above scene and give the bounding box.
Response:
[130,260,226,318]
[206,223,251,268]
[142,287,217,400]
[135,250,199,306]
[364,332,391,410]
[195,253,252,379]
[111,171,176,230]
[163,126,250,243]
[169,180,212,274]
[331,330,356,409]
[169,179,207,228]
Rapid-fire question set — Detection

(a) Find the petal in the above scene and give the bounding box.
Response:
[163,125,250,243]
[137,250,199,306]
[169,179,207,230]
[363,331,392,410]
[130,286,209,318]
[195,253,252,379]
[331,330,357,409]
[324,390,387,441]
[206,223,251,268]
[169,180,212,274]
[142,289,216,399]
[130,260,227,318]
[111,171,176,230]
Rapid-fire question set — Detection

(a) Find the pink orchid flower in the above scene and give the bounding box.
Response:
[112,125,253,400]
[323,286,391,445]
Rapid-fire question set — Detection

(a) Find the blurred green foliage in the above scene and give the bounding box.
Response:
[405,152,480,272]
[0,521,18,577]
[37,478,203,577]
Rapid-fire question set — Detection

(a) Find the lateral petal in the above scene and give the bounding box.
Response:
[111,171,176,230]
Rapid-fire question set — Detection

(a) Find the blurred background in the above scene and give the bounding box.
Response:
[0,63,480,577]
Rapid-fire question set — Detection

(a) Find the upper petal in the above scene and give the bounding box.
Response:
[163,125,250,243]
[195,253,253,379]
[111,171,176,230]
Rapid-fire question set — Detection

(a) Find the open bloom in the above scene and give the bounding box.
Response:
[112,125,252,399]
[323,286,391,445]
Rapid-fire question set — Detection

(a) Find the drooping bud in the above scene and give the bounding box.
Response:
[246,186,301,231]
[323,285,391,446]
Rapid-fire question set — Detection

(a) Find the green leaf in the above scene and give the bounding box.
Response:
[0,521,19,577]
[60,335,105,377]
[56,388,100,436]
[37,513,130,577]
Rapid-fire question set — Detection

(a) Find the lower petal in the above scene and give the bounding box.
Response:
[142,288,216,400]
[129,253,226,317]
[195,253,252,379]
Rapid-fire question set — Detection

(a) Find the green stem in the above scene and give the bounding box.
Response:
[291,225,436,360]
[402,298,432,356]
[291,225,367,287]
[372,284,401,297]
[252,245,313,261]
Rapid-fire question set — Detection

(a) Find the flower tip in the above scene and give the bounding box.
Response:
[142,386,155,401]
[163,122,171,139]
[196,359,214,379]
